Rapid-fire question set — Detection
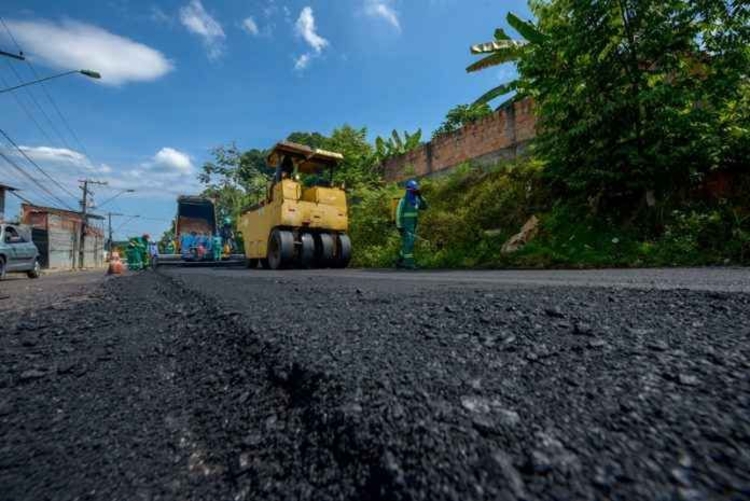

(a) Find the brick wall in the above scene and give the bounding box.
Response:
[383,98,536,182]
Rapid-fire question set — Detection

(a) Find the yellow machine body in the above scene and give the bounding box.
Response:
[239,179,349,259]
[237,141,351,269]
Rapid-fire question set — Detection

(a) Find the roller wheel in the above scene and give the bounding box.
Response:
[297,233,315,268]
[246,258,259,269]
[267,229,294,270]
[314,233,335,268]
[333,234,352,268]
[260,258,270,269]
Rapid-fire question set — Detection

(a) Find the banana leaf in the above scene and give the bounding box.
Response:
[507,12,545,44]
[473,81,518,105]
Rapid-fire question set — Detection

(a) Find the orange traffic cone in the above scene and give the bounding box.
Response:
[108,251,124,275]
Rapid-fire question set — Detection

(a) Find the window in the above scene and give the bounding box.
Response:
[4,226,22,243]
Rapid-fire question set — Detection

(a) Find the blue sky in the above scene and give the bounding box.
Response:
[0,0,527,240]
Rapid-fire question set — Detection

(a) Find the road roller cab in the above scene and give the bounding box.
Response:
[239,142,352,269]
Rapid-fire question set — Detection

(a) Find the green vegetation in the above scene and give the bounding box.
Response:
[194,0,749,269]
[521,0,749,208]
[432,103,493,138]
[466,11,544,105]
[351,162,750,268]
[375,129,422,162]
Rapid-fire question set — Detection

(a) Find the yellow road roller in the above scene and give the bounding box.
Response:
[238,141,352,269]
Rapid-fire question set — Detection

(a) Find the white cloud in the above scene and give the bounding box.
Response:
[264,0,278,18]
[293,7,329,71]
[242,16,260,36]
[150,147,193,174]
[295,7,328,53]
[364,0,401,31]
[18,145,88,166]
[10,144,199,203]
[4,19,173,86]
[150,6,172,25]
[294,54,311,70]
[104,147,198,198]
[179,0,226,60]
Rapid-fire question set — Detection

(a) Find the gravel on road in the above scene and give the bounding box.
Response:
[1,269,749,501]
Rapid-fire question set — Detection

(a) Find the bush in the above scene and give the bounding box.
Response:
[349,159,549,268]
[348,159,750,269]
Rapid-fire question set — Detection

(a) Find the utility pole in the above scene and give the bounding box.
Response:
[78,179,107,269]
[106,212,123,260]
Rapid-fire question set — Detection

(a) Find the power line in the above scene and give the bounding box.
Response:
[0,148,62,208]
[3,60,71,150]
[0,127,78,199]
[8,188,34,205]
[0,161,66,210]
[0,63,95,186]
[1,17,97,171]
[0,71,56,145]
[0,149,73,210]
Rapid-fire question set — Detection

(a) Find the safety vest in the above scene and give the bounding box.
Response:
[396,196,425,229]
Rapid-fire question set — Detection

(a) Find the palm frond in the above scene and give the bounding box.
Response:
[506,12,545,44]
[470,39,527,55]
[473,80,518,106]
[466,48,522,73]
[494,28,511,40]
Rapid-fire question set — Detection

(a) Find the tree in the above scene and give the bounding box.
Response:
[375,129,423,162]
[433,103,493,138]
[517,0,749,207]
[198,144,273,224]
[466,12,545,105]
[282,127,380,189]
[285,132,328,149]
[325,125,379,188]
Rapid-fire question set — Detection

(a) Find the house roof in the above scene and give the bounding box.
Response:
[21,203,105,221]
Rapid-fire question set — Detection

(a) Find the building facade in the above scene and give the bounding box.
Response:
[21,204,105,270]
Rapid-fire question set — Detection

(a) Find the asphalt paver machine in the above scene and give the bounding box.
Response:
[157,196,245,267]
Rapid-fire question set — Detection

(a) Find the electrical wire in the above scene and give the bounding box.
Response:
[3,60,71,150]
[0,71,57,146]
[0,18,96,183]
[0,163,65,210]
[0,128,78,199]
[0,151,62,208]
[0,149,73,210]
[8,188,34,205]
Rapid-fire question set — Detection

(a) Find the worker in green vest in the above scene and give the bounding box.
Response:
[395,179,428,269]
[212,234,223,261]
[138,234,150,265]
[125,239,142,271]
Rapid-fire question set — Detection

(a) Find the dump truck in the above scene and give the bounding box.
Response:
[238,142,351,269]
[156,196,244,266]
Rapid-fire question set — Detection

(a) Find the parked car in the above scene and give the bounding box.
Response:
[0,223,41,280]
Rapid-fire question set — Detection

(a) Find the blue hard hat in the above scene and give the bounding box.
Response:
[406,179,419,191]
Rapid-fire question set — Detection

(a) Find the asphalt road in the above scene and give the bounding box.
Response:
[163,266,750,292]
[1,267,749,501]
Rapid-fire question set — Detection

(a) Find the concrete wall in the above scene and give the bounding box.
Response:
[383,98,536,182]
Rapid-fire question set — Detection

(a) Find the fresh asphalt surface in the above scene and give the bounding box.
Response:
[163,266,750,292]
[1,267,749,500]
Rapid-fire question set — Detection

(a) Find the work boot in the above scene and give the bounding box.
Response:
[403,260,417,270]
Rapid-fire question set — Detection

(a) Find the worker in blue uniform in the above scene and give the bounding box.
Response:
[180,232,194,259]
[395,179,428,270]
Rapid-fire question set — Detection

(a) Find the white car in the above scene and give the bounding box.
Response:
[0,224,41,280]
